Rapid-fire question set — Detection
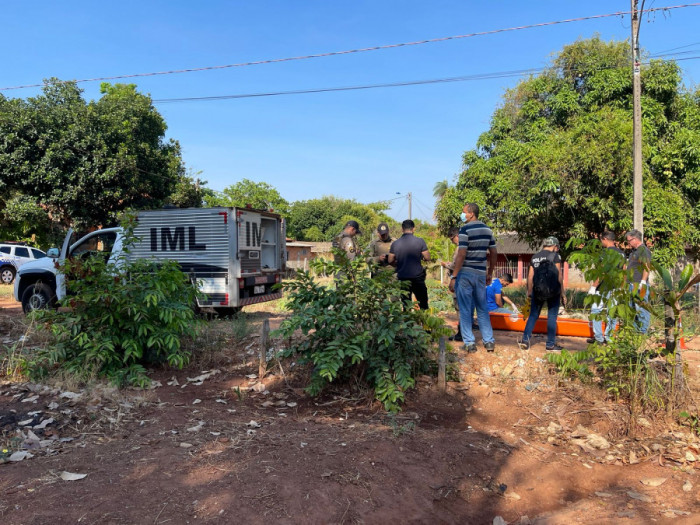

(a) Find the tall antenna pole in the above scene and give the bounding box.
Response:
[408,192,412,220]
[631,0,644,234]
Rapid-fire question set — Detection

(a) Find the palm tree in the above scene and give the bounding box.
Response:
[433,179,449,200]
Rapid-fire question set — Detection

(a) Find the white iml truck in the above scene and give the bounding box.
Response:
[14,207,286,315]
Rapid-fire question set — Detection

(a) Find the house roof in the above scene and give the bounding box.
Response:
[286,242,315,248]
[495,233,541,255]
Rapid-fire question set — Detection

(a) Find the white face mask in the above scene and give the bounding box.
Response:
[460,212,468,222]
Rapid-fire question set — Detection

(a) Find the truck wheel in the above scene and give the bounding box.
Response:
[1,266,15,285]
[215,307,242,319]
[21,283,55,314]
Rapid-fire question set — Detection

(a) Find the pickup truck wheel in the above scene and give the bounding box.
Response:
[0,266,15,285]
[215,307,242,319]
[21,283,55,314]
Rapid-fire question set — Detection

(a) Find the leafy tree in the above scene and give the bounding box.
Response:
[29,218,203,387]
[209,178,289,216]
[168,171,216,209]
[0,192,54,246]
[0,79,186,230]
[435,36,700,264]
[276,251,450,411]
[286,196,394,244]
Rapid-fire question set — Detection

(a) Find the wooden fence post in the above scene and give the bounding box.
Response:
[437,337,446,392]
[259,319,269,379]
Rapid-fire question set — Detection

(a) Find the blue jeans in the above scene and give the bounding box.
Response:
[591,293,617,342]
[456,271,494,345]
[630,283,651,334]
[522,294,560,347]
[491,307,514,314]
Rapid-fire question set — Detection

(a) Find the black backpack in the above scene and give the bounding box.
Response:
[532,258,560,299]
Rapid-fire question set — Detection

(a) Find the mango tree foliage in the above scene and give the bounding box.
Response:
[286,196,394,244]
[209,178,290,216]
[0,79,186,230]
[435,37,700,264]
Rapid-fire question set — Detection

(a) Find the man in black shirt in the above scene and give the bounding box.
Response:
[388,220,431,310]
[587,231,626,344]
[518,236,566,351]
[626,229,652,334]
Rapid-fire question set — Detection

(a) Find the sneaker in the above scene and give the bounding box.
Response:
[465,343,477,353]
[586,338,606,345]
[517,338,530,350]
[484,342,496,353]
[448,333,463,342]
[545,343,563,351]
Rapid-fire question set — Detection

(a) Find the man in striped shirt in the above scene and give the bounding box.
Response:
[448,203,498,353]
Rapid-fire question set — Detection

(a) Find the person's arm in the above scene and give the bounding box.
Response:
[365,241,379,264]
[639,248,650,295]
[495,293,504,308]
[341,237,357,261]
[556,261,567,307]
[503,295,518,310]
[449,248,467,292]
[486,247,497,285]
[420,239,431,263]
[527,265,534,296]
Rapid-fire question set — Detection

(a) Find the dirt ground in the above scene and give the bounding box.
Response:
[1,290,699,524]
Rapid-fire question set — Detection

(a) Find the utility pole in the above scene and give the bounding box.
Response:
[631,0,644,234]
[407,192,412,220]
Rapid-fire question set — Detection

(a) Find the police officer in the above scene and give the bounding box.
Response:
[333,220,361,263]
[366,222,394,276]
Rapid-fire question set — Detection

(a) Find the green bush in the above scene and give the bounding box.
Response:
[546,239,700,413]
[276,252,450,412]
[30,225,202,386]
[426,278,454,312]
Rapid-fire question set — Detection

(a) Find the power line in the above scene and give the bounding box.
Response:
[1,3,698,92]
[412,200,435,224]
[150,54,700,104]
[152,68,543,103]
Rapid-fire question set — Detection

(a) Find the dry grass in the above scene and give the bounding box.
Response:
[0,283,14,299]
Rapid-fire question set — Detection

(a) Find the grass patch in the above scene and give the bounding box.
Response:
[0,283,14,299]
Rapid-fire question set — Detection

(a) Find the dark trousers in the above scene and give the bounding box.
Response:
[399,273,429,310]
[522,294,560,347]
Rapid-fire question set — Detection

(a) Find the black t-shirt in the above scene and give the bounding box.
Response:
[628,245,651,283]
[530,249,562,293]
[530,249,561,269]
[390,233,428,279]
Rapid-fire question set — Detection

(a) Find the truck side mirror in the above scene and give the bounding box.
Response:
[47,248,60,258]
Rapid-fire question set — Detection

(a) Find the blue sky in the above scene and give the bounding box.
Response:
[3,1,700,224]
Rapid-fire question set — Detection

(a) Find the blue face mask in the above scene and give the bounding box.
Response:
[460,212,468,222]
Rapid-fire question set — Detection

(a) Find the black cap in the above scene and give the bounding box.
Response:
[377,222,389,234]
[345,220,362,234]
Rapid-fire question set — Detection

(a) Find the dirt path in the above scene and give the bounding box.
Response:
[1,293,699,524]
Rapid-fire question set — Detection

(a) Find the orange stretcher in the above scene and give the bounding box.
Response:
[487,311,595,338]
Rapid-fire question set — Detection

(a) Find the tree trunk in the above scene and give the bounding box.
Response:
[664,299,675,354]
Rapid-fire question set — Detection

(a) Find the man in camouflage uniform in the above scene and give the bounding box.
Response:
[333,220,361,283]
[365,222,394,277]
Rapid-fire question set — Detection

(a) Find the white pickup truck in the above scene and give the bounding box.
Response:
[14,207,286,315]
